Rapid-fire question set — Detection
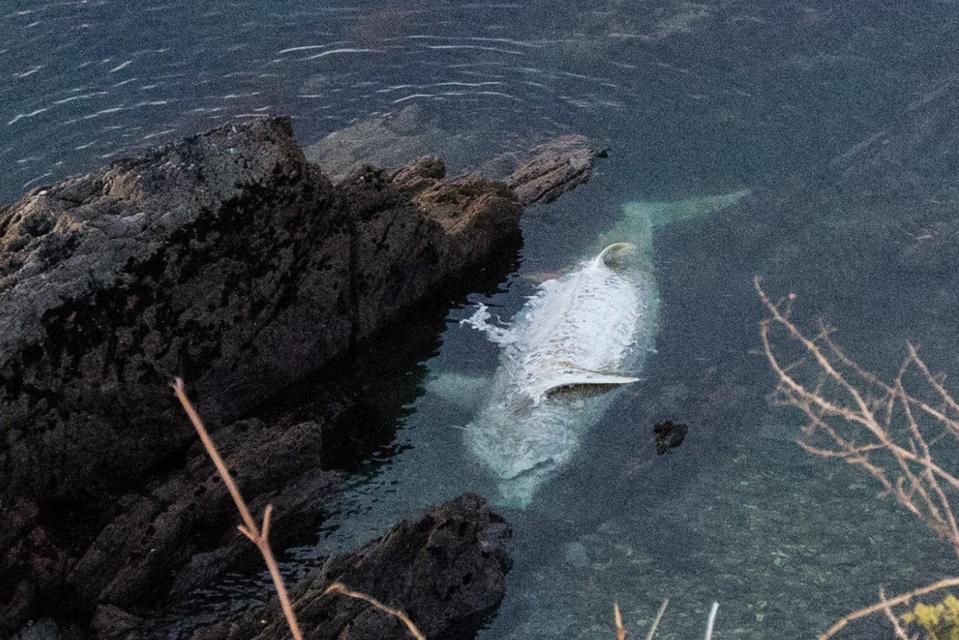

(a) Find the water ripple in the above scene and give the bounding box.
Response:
[109,59,133,73]
[15,66,43,78]
[420,44,526,55]
[8,108,50,125]
[303,48,387,60]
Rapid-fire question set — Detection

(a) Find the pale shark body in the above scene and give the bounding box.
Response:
[444,191,749,507]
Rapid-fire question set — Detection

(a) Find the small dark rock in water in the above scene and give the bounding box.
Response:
[654,420,688,455]
[194,494,512,640]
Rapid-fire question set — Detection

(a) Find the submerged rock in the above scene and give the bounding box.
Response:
[305,106,608,206]
[653,420,688,455]
[195,494,512,640]
[11,620,61,640]
[305,105,454,182]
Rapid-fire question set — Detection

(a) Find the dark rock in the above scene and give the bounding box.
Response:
[90,605,144,640]
[12,620,62,640]
[339,164,521,342]
[0,117,524,633]
[196,494,512,640]
[653,420,688,455]
[391,156,447,194]
[504,135,608,206]
[69,418,337,610]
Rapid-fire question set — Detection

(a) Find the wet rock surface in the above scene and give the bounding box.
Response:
[194,494,512,640]
[503,135,608,206]
[72,417,336,610]
[0,116,578,635]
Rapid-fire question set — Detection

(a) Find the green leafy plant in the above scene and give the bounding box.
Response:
[902,594,959,640]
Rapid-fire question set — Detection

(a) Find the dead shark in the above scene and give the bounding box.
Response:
[435,190,749,507]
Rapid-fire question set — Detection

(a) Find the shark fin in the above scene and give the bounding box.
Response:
[539,365,640,399]
[425,372,489,411]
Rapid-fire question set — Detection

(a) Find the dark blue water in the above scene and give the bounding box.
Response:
[6,1,959,638]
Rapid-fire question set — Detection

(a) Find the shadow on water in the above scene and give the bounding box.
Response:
[250,244,522,474]
[148,247,523,634]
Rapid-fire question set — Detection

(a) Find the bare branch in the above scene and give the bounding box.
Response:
[755,281,959,638]
[325,582,426,640]
[819,577,959,639]
[755,280,959,555]
[173,378,304,640]
[877,587,911,640]
[614,602,627,640]
[644,599,669,640]
[704,602,719,640]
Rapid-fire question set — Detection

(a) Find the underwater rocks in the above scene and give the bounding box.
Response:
[305,105,454,182]
[304,106,608,206]
[194,494,512,640]
[0,115,539,634]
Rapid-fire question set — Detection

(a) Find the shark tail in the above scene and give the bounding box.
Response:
[600,189,750,256]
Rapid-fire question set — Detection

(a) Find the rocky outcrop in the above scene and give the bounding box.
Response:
[0,117,527,634]
[195,494,511,640]
[73,417,336,609]
[304,106,608,206]
[1,115,605,635]
[503,135,608,206]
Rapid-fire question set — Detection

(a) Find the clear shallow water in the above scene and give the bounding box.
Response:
[6,1,959,637]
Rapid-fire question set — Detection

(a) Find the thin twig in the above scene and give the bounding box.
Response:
[644,599,669,640]
[819,577,959,639]
[614,602,627,640]
[172,378,304,640]
[755,277,959,555]
[324,582,426,640]
[704,602,719,640]
[754,279,959,638]
[877,587,911,640]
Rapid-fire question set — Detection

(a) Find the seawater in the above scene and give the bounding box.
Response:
[4,1,959,638]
